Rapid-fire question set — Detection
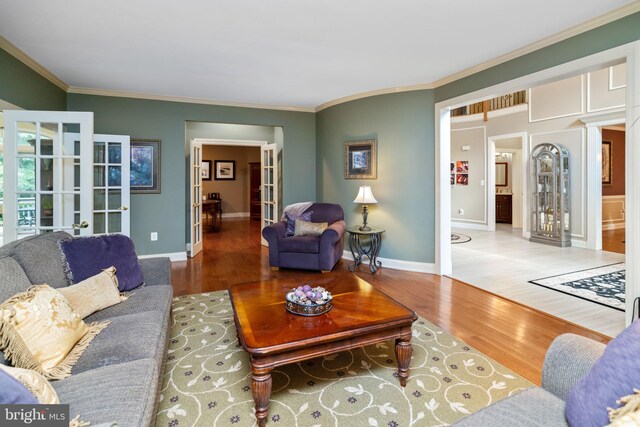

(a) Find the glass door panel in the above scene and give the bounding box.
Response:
[190,140,203,257]
[3,112,93,243]
[68,133,130,236]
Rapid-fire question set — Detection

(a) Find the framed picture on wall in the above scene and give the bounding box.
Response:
[130,139,161,193]
[602,140,612,185]
[214,160,236,180]
[202,160,212,181]
[344,139,377,179]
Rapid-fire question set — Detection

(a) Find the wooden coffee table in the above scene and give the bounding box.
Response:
[229,272,417,426]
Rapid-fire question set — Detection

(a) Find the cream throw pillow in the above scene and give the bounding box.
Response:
[294,219,328,237]
[0,364,59,404]
[0,284,109,380]
[59,266,126,319]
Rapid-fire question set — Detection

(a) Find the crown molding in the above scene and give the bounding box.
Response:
[314,82,436,112]
[66,86,315,113]
[3,1,640,114]
[0,36,68,91]
[429,1,640,89]
[316,1,640,112]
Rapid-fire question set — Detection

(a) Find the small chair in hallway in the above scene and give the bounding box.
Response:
[262,203,346,272]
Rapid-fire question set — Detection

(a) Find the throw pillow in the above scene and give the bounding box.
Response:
[285,211,313,237]
[294,220,328,237]
[0,366,38,404]
[0,284,110,380]
[0,365,59,404]
[565,320,640,427]
[60,234,144,291]
[58,267,127,319]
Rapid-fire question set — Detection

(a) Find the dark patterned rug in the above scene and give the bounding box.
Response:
[529,263,625,311]
[451,233,472,244]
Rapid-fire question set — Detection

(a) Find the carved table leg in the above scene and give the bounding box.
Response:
[395,337,412,387]
[251,365,273,427]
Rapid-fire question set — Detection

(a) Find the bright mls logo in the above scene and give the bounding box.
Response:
[0,405,69,426]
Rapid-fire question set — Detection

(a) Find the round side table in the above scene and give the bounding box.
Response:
[346,226,385,274]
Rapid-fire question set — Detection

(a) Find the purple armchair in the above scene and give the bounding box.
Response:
[262,203,346,272]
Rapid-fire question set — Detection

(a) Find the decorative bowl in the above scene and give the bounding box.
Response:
[285,284,333,316]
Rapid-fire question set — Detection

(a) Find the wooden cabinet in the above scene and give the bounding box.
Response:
[249,162,261,220]
[496,194,512,224]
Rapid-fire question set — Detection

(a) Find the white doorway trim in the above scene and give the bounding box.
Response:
[488,132,527,234]
[189,138,269,254]
[435,40,640,326]
[579,108,626,251]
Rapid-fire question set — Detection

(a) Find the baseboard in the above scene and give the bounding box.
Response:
[342,251,436,274]
[452,221,490,231]
[222,212,250,219]
[571,240,587,249]
[138,252,188,262]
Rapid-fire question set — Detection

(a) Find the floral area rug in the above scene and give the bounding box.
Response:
[529,263,625,311]
[156,291,532,427]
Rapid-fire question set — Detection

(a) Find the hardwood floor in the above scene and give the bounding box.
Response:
[171,219,610,385]
[602,228,625,254]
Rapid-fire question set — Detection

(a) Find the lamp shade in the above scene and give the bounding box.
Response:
[353,186,377,204]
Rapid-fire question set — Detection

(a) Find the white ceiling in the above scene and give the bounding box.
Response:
[0,0,637,110]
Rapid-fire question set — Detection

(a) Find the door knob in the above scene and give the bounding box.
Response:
[118,205,129,211]
[72,221,89,229]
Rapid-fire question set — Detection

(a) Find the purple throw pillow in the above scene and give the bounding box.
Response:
[565,320,640,427]
[0,368,38,404]
[285,210,313,237]
[60,234,144,291]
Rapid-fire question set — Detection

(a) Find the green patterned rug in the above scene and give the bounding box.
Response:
[156,291,532,426]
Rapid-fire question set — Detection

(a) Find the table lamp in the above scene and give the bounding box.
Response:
[353,185,377,231]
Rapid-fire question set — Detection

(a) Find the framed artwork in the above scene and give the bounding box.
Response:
[602,140,612,185]
[214,160,236,180]
[456,160,469,173]
[456,174,468,185]
[344,139,377,179]
[202,160,212,181]
[450,174,455,185]
[130,139,160,193]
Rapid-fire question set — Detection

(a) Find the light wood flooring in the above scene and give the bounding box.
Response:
[602,228,625,254]
[171,219,609,385]
[451,224,625,337]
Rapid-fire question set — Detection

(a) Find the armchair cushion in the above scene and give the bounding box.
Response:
[279,236,320,254]
[294,220,328,237]
[285,210,313,237]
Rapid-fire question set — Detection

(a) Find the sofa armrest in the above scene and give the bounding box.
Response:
[320,220,346,245]
[541,333,606,401]
[139,257,172,286]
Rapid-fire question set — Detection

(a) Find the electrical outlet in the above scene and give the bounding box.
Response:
[150,232,158,241]
[458,209,464,215]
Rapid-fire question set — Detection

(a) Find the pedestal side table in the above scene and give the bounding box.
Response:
[346,226,385,274]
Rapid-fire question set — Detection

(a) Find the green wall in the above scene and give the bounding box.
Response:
[316,90,435,263]
[0,48,66,110]
[435,11,640,102]
[67,94,315,255]
[317,11,640,265]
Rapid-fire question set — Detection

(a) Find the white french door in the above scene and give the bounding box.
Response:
[261,143,278,246]
[66,133,131,236]
[190,140,204,257]
[3,111,93,242]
